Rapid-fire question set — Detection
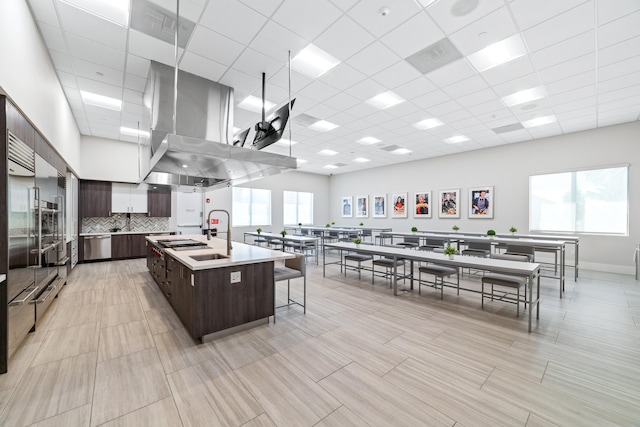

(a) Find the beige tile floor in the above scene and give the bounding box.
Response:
[1,254,640,426]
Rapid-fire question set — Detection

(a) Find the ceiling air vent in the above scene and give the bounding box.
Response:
[492,123,525,134]
[131,0,195,48]
[381,144,402,152]
[293,113,321,127]
[405,38,463,75]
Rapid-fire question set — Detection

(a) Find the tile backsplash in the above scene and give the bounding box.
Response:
[82,213,170,233]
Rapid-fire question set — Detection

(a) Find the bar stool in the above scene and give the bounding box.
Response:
[372,256,405,287]
[344,252,372,279]
[418,264,459,299]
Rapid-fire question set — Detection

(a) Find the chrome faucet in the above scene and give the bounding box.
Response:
[206,209,232,255]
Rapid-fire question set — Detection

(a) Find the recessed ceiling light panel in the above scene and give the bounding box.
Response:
[467,34,527,72]
[444,135,470,144]
[319,149,338,156]
[357,137,381,145]
[324,164,338,169]
[366,91,405,109]
[413,118,444,130]
[120,127,150,138]
[391,148,412,154]
[291,44,341,78]
[309,120,339,132]
[61,0,130,26]
[238,95,275,113]
[353,157,370,163]
[501,86,546,107]
[522,115,556,128]
[81,91,122,111]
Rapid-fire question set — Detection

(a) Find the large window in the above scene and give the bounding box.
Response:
[529,165,628,235]
[283,191,313,225]
[232,187,271,227]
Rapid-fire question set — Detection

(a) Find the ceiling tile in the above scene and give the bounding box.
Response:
[522,2,594,52]
[510,0,589,30]
[597,0,640,25]
[271,0,342,40]
[128,29,184,68]
[146,0,207,22]
[425,59,476,88]
[491,72,543,97]
[449,7,518,56]
[27,0,60,28]
[231,47,285,77]
[546,70,594,96]
[56,70,77,89]
[124,73,147,92]
[598,54,640,81]
[66,33,126,71]
[75,76,122,99]
[371,61,422,89]
[49,49,73,73]
[538,53,594,84]
[548,85,596,105]
[200,0,268,45]
[441,75,489,99]
[218,67,261,96]
[314,15,376,61]
[71,57,124,87]
[57,1,127,50]
[480,55,535,86]
[380,11,444,59]
[344,77,386,101]
[411,89,451,110]
[345,41,402,77]
[598,11,640,49]
[425,0,504,34]
[323,91,362,112]
[38,22,67,52]
[347,0,422,38]
[248,20,309,64]
[455,88,497,108]
[187,25,245,66]
[393,77,437,101]
[529,30,594,69]
[126,54,151,78]
[237,0,285,17]
[319,63,367,91]
[123,89,144,105]
[598,35,640,67]
[299,79,341,103]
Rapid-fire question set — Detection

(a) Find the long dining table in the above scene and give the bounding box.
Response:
[379,231,566,298]
[323,241,542,332]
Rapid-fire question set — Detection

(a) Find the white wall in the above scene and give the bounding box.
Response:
[0,0,81,172]
[330,121,640,275]
[202,171,331,237]
[80,136,144,182]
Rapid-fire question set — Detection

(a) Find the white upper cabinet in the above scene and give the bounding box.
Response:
[112,183,147,213]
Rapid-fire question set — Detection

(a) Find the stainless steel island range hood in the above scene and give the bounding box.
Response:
[138,61,297,189]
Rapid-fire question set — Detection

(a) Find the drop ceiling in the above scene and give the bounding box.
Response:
[26,0,640,176]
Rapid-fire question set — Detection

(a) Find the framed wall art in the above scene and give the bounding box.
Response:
[469,186,494,218]
[438,189,460,218]
[341,196,353,218]
[413,191,432,218]
[391,192,407,218]
[356,195,368,218]
[373,194,386,218]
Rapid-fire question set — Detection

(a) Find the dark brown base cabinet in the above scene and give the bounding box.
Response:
[112,234,147,259]
[163,253,274,341]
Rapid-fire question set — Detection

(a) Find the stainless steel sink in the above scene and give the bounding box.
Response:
[189,253,229,261]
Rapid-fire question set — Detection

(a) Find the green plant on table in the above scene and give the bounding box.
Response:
[331,221,335,225]
[326,223,331,228]
[353,237,362,245]
[487,229,496,236]
[411,226,418,232]
[256,228,262,234]
[509,226,517,233]
[280,230,287,237]
[359,222,363,226]
[443,245,457,256]
[452,225,460,232]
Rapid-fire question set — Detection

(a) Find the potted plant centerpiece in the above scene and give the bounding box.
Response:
[326,223,331,228]
[411,226,418,233]
[443,245,457,259]
[452,225,460,232]
[509,226,517,235]
[353,237,362,247]
[359,222,364,226]
[331,221,335,225]
[280,230,287,237]
[256,228,262,235]
[487,229,496,238]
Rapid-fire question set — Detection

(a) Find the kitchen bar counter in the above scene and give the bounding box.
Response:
[146,235,293,270]
[81,230,175,236]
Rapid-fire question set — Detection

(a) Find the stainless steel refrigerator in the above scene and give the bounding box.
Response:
[5,132,65,365]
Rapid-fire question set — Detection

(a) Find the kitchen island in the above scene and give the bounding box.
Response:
[146,235,293,342]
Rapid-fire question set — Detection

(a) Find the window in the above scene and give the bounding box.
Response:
[283,191,313,225]
[529,165,628,234]
[232,187,271,227]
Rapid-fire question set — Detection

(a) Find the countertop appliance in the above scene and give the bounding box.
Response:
[83,235,112,261]
[154,239,209,251]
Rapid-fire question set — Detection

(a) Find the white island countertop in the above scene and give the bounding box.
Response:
[146,234,293,270]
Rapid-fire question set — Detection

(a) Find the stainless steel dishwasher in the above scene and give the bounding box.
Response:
[83,235,112,260]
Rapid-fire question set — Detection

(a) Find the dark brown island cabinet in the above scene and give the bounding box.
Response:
[153,249,275,342]
[111,233,148,259]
